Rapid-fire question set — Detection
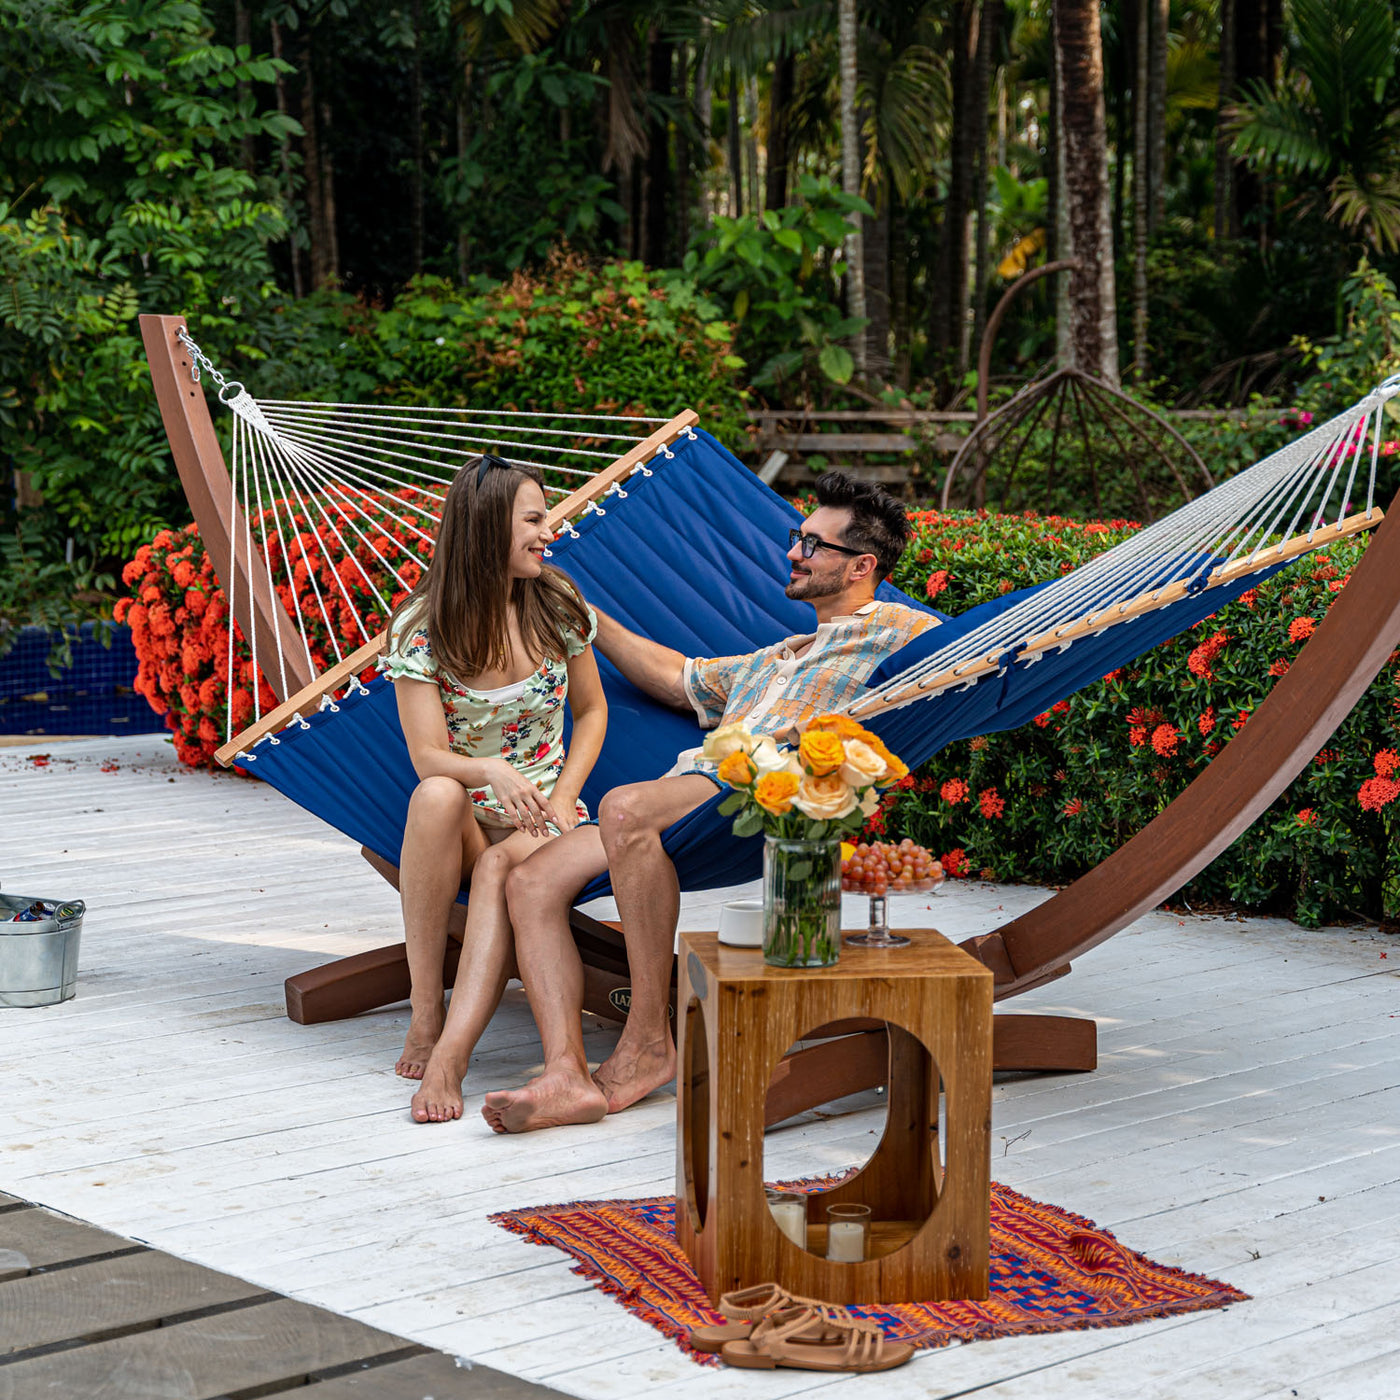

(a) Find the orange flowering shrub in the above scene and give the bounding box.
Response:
[875,510,1400,926]
[116,489,432,768]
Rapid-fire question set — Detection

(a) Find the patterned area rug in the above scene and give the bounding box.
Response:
[491,1178,1248,1364]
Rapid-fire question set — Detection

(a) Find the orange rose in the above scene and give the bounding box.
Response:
[716,750,758,787]
[754,771,800,815]
[806,713,868,741]
[798,730,846,775]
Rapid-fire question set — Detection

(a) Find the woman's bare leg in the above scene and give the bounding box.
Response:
[411,828,548,1122]
[481,826,611,1133]
[396,777,487,1078]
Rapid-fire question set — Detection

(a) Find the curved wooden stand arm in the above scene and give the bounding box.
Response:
[969,487,1400,993]
[140,314,313,700]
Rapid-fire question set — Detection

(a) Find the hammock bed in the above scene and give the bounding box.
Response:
[140,315,1400,1084]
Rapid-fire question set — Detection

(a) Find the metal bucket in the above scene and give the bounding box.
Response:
[0,894,85,1008]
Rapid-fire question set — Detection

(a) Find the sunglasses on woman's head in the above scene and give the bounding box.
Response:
[787,527,865,560]
[475,453,515,490]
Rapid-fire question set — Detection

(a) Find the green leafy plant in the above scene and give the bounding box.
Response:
[683,174,870,389]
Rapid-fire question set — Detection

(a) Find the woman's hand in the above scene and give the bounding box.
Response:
[486,760,559,837]
[549,788,583,834]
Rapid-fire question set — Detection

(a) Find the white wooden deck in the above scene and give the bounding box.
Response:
[2,733,1398,1399]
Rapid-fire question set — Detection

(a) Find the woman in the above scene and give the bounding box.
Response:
[383,453,606,1123]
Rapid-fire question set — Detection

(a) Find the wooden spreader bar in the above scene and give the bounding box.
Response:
[849,508,1383,721]
[211,408,699,767]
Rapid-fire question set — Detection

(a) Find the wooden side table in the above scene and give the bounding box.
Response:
[675,928,992,1307]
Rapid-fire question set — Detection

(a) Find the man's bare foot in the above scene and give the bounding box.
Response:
[481,1069,607,1134]
[592,1037,676,1114]
[395,1003,444,1079]
[410,1051,466,1123]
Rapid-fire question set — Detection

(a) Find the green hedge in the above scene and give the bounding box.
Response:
[880,508,1400,927]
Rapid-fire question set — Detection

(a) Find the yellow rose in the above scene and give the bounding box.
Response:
[701,721,756,762]
[798,730,846,776]
[716,750,758,787]
[838,738,888,788]
[793,771,857,821]
[754,770,800,815]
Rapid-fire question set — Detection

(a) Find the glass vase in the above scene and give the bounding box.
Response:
[762,836,842,967]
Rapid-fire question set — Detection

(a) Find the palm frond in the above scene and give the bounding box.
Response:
[1328,170,1400,254]
[1228,81,1334,176]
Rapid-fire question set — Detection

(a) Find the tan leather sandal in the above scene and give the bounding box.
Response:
[720,1304,914,1372]
[688,1283,855,1354]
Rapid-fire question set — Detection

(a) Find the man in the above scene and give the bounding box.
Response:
[480,470,938,1132]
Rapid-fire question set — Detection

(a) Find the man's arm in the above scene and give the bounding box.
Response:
[593,607,689,709]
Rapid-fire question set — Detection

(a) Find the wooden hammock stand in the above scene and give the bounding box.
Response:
[142,314,1400,1123]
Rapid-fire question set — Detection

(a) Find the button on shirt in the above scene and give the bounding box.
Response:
[671,600,939,773]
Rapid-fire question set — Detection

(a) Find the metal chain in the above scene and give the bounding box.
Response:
[176,328,245,402]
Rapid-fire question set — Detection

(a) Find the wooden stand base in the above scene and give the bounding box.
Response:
[678,929,993,1306]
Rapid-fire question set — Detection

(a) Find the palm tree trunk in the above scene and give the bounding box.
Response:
[1133,0,1149,380]
[1148,0,1168,230]
[1053,0,1119,382]
[930,0,978,385]
[727,70,743,218]
[864,179,890,377]
[1214,0,1237,239]
[409,0,424,278]
[270,19,303,297]
[971,0,1003,370]
[765,52,794,211]
[839,0,867,378]
[299,33,327,290]
[644,27,672,265]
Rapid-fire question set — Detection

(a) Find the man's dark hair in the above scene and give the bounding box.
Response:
[813,469,911,581]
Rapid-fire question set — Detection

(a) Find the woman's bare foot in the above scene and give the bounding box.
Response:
[481,1068,607,1133]
[592,1036,676,1114]
[395,1002,444,1079]
[410,1050,468,1122]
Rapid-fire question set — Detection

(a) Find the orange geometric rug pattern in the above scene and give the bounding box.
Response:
[490,1177,1248,1364]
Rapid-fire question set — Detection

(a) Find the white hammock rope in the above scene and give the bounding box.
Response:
[177,330,665,730]
[842,379,1400,719]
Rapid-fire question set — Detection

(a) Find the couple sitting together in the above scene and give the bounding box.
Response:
[383,455,938,1133]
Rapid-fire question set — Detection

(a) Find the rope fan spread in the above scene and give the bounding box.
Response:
[141,313,1400,1083]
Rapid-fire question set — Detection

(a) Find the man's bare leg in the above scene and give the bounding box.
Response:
[396,777,487,1078]
[482,826,611,1133]
[411,828,545,1122]
[591,775,717,1112]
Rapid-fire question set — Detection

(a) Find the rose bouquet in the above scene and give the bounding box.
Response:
[705,714,910,965]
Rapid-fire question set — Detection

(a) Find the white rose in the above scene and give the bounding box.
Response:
[701,721,756,762]
[792,772,858,821]
[838,739,888,789]
[750,735,796,776]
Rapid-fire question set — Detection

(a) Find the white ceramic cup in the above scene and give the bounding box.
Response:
[717,898,765,947]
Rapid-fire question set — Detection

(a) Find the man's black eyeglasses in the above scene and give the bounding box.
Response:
[475,453,515,490]
[787,527,865,560]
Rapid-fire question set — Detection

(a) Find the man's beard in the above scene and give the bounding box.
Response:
[785,566,844,601]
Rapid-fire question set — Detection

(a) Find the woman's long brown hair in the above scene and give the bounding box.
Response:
[387,457,592,683]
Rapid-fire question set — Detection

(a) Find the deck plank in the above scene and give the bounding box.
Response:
[0,1205,141,1278]
[0,1249,265,1355]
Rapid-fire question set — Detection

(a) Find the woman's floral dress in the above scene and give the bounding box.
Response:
[383,604,598,830]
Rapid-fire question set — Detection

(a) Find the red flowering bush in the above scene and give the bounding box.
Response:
[117,489,430,767]
[881,510,1400,927]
